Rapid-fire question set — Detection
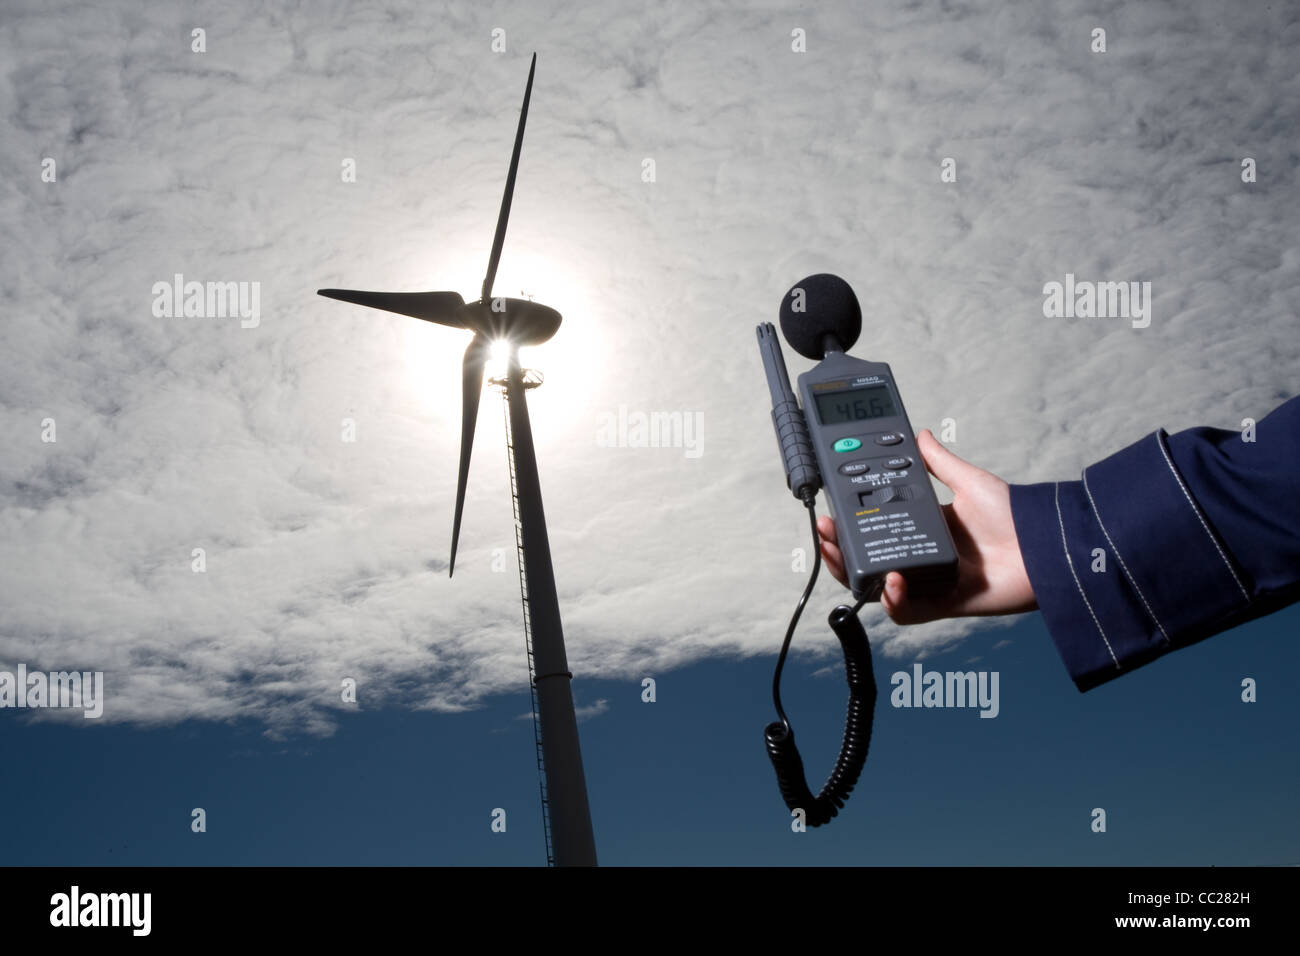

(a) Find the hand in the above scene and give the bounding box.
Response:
[817,429,1037,624]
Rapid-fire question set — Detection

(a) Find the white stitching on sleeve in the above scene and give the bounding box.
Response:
[1156,433,1251,602]
[1056,482,1121,670]
[1083,469,1171,646]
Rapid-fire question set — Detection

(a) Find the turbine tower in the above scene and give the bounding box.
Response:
[316,54,598,867]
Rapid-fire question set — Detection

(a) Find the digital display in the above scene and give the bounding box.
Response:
[814,385,897,424]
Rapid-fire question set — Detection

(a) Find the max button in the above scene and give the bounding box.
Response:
[875,432,904,445]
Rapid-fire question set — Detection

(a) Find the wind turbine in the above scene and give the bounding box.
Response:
[317,53,598,867]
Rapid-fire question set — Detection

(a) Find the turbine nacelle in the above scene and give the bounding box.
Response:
[461,297,562,346]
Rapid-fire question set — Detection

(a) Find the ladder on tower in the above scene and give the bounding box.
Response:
[497,377,554,867]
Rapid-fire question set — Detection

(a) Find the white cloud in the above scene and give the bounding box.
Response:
[2,0,1295,733]
[516,698,609,723]
[575,698,610,722]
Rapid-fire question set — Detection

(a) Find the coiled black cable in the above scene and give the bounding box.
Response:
[764,493,878,826]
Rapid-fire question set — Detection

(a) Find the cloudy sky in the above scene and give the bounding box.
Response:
[1,0,1297,866]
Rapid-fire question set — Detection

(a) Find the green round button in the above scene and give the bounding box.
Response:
[833,438,862,453]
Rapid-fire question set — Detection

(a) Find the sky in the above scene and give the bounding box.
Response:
[0,0,1297,866]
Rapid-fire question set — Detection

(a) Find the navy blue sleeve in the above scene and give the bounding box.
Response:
[1008,395,1300,691]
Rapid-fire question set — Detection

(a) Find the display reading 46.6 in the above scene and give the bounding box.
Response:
[814,385,898,425]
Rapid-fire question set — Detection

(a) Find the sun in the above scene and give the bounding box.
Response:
[484,338,513,380]
[399,246,604,432]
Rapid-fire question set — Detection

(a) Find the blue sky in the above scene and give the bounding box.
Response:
[4,601,1295,866]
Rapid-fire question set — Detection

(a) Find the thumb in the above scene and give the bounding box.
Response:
[916,429,978,490]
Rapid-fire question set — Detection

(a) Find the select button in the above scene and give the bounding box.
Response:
[838,460,870,476]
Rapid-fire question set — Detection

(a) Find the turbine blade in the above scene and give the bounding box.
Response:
[449,337,490,577]
[317,289,465,327]
[480,52,536,303]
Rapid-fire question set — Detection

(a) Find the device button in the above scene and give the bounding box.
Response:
[838,460,870,476]
[883,456,912,470]
[875,432,904,446]
[833,438,862,453]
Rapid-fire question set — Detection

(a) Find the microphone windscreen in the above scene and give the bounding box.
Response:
[779,273,861,359]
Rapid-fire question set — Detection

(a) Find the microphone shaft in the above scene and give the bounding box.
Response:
[757,323,821,499]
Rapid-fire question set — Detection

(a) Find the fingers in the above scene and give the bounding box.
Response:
[820,540,846,586]
[816,515,848,588]
[880,571,910,623]
[916,429,979,490]
[816,514,838,545]
[879,572,945,625]
[819,534,935,620]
